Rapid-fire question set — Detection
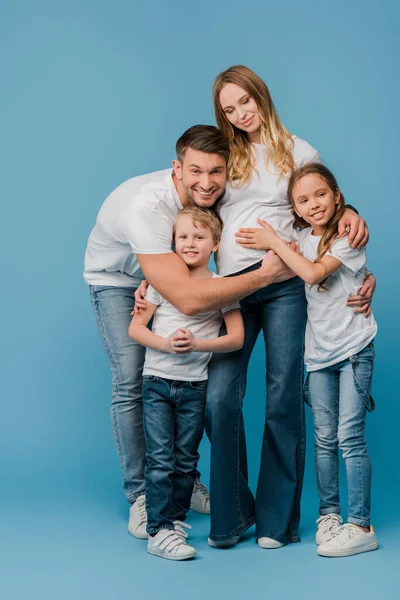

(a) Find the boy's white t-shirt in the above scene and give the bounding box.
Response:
[298,229,377,371]
[143,275,240,381]
[215,136,320,276]
[84,169,182,287]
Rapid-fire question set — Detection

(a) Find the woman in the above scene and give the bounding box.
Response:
[206,65,373,549]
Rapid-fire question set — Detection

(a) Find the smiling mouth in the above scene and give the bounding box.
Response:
[311,210,325,219]
[194,189,217,197]
[241,116,254,126]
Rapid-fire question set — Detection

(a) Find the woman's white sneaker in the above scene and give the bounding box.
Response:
[257,537,285,549]
[190,480,210,514]
[317,523,378,557]
[147,529,196,560]
[128,495,148,539]
[316,513,343,545]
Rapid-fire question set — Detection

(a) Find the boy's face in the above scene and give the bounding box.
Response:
[174,214,219,268]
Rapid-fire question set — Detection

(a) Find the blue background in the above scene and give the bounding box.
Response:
[1,1,399,598]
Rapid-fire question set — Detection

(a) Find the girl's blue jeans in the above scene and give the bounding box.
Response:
[305,343,375,528]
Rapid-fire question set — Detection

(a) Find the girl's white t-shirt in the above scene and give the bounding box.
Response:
[215,136,320,276]
[143,274,240,381]
[299,229,377,371]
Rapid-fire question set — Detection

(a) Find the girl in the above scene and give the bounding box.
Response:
[236,163,378,557]
[206,65,374,549]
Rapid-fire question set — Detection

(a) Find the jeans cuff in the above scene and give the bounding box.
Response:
[320,507,341,516]
[128,492,145,505]
[209,515,255,541]
[147,525,174,537]
[348,516,370,528]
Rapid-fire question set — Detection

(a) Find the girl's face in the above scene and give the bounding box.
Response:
[219,83,261,143]
[292,173,340,235]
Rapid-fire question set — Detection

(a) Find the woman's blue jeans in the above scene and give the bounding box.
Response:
[205,269,307,544]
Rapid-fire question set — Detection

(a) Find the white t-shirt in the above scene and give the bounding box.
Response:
[143,275,240,381]
[215,136,320,276]
[299,229,377,371]
[84,170,182,286]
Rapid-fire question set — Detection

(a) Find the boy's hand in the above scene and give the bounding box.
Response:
[235,218,277,250]
[346,273,376,318]
[167,328,194,354]
[132,280,149,315]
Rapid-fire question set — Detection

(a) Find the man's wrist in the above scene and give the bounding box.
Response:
[345,204,359,215]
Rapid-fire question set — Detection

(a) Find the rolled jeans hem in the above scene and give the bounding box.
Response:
[147,524,174,537]
[208,515,255,542]
[320,506,341,516]
[348,516,370,528]
[128,491,145,505]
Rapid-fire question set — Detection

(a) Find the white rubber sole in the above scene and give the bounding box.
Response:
[128,526,148,540]
[317,542,378,557]
[147,546,196,560]
[208,536,240,548]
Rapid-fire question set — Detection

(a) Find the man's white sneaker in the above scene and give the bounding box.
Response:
[208,535,240,548]
[128,495,148,539]
[316,513,343,545]
[147,529,196,561]
[257,537,285,549]
[190,480,210,514]
[317,523,378,557]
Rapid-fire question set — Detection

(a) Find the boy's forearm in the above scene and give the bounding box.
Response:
[129,324,169,353]
[194,334,244,354]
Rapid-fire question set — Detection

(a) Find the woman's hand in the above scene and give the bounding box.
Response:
[346,273,376,318]
[235,218,278,250]
[132,280,149,315]
[338,209,369,248]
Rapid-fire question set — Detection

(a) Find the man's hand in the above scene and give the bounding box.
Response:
[132,280,149,315]
[259,249,295,285]
[166,328,194,354]
[346,273,376,318]
[338,208,369,249]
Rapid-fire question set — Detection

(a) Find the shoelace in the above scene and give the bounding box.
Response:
[173,520,192,540]
[317,514,343,534]
[193,480,210,501]
[332,524,360,544]
[136,496,147,525]
[154,530,189,554]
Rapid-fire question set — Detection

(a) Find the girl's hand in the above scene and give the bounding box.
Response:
[132,280,149,315]
[167,328,194,354]
[346,273,376,318]
[235,218,278,250]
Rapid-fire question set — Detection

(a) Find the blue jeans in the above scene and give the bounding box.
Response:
[305,344,375,528]
[205,270,307,544]
[90,285,146,503]
[142,376,206,535]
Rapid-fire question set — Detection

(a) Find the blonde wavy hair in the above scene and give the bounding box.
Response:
[213,65,295,186]
[288,163,346,291]
[173,206,223,243]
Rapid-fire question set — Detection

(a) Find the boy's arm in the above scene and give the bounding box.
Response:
[180,308,244,353]
[128,301,169,352]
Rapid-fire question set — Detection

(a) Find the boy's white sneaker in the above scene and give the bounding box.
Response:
[190,480,210,514]
[147,529,196,560]
[317,523,378,557]
[257,537,285,549]
[173,520,191,539]
[128,495,148,539]
[316,513,343,545]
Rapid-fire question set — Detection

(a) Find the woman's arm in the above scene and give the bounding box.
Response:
[178,308,245,354]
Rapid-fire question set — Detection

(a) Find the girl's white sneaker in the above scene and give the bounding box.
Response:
[316,513,343,545]
[317,523,378,557]
[128,495,148,539]
[147,529,196,561]
[190,480,210,514]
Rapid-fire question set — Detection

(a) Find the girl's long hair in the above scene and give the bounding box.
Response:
[288,163,346,291]
[213,65,295,186]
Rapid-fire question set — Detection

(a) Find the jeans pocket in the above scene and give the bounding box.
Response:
[350,347,375,412]
[143,375,157,382]
[189,380,208,390]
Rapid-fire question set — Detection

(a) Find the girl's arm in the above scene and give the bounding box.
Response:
[236,219,342,285]
[178,308,244,354]
[129,302,192,354]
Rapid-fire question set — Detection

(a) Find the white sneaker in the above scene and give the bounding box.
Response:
[173,520,192,540]
[317,523,378,557]
[128,495,148,539]
[190,480,210,514]
[316,513,343,545]
[147,529,196,561]
[208,535,240,548]
[257,537,285,549]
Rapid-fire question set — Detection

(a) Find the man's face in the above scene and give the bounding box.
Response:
[173,148,227,207]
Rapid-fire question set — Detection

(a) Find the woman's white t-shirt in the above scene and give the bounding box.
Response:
[215,136,320,276]
[299,229,377,371]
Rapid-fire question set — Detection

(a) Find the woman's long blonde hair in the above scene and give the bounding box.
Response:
[288,163,346,291]
[213,65,295,186]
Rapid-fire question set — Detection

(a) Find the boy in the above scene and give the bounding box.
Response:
[129,207,244,560]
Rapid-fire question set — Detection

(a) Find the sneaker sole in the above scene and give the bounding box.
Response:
[147,547,196,560]
[317,542,378,557]
[190,504,210,515]
[128,526,148,540]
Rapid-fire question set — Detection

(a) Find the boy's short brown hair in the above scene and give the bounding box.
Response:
[173,207,223,242]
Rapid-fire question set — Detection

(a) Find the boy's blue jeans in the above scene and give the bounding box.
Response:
[142,375,206,536]
[305,343,375,528]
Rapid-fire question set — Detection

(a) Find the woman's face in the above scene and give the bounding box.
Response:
[219,82,261,142]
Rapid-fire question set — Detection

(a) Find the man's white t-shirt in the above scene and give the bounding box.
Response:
[215,136,320,276]
[84,169,182,287]
[143,275,239,381]
[299,229,377,371]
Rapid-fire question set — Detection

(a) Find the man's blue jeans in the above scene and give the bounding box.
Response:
[90,285,146,503]
[305,344,375,528]
[142,376,206,536]
[205,270,307,544]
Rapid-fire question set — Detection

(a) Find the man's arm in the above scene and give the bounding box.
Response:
[137,251,291,316]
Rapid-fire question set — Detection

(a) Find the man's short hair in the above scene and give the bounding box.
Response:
[173,206,224,242]
[176,125,230,164]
